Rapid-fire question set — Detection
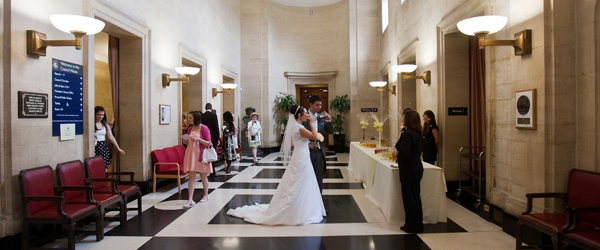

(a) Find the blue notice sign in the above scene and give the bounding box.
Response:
[52,59,83,136]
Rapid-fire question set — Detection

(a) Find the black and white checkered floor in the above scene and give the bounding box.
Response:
[48,152,515,250]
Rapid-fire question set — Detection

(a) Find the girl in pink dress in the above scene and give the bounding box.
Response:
[182,111,213,208]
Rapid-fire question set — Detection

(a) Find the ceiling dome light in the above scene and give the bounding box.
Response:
[49,14,105,35]
[369,81,387,88]
[175,67,200,75]
[391,64,417,74]
[457,15,508,36]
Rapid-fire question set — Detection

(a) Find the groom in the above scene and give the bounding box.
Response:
[303,95,334,193]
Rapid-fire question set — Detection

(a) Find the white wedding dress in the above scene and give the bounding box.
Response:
[227,121,326,225]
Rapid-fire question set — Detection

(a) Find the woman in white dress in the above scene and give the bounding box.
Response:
[227,105,326,225]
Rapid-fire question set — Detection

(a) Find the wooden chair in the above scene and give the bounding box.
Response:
[563,206,600,250]
[19,166,103,250]
[85,156,142,215]
[516,169,600,250]
[151,145,188,193]
[56,160,126,228]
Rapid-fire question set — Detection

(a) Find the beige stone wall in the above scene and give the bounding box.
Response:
[1,0,240,237]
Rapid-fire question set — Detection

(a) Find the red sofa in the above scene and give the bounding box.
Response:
[151,145,188,193]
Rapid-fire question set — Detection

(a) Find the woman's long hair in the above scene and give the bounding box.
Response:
[94,106,108,131]
[223,111,235,131]
[190,111,202,126]
[423,110,437,134]
[403,109,422,135]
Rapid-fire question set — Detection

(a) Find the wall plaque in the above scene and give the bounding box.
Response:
[18,91,48,118]
[361,108,378,112]
[515,89,536,129]
[448,107,468,116]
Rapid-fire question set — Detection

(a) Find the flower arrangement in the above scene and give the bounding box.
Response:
[370,111,393,147]
[317,133,324,142]
[357,113,370,140]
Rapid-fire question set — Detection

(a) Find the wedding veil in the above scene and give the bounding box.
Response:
[280,114,297,164]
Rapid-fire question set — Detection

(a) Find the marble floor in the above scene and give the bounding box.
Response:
[44,152,517,250]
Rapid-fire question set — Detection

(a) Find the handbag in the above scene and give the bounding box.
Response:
[202,145,218,163]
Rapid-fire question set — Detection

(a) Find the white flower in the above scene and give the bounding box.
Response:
[317,133,324,142]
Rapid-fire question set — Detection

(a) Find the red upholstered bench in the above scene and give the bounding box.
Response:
[151,145,188,193]
[516,169,600,250]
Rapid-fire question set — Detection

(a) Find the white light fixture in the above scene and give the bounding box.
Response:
[162,67,200,87]
[392,64,431,84]
[369,81,396,95]
[212,83,238,97]
[457,15,532,56]
[27,14,105,57]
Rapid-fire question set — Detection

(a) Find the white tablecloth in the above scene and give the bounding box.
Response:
[348,142,447,225]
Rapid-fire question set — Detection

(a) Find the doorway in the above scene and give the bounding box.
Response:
[298,86,330,149]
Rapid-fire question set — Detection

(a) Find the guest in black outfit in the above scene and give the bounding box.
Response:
[422,110,439,165]
[393,108,424,233]
[202,103,220,176]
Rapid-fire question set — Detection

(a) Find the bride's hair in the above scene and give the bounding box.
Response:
[289,105,305,119]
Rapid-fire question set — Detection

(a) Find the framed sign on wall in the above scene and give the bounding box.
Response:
[159,104,171,125]
[515,89,536,130]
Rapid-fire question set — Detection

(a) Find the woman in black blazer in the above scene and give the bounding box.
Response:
[393,109,424,233]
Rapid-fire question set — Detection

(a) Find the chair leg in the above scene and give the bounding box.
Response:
[177,176,181,193]
[137,191,143,215]
[153,174,157,193]
[67,222,76,250]
[119,198,126,227]
[21,221,29,249]
[95,211,104,241]
[516,221,523,250]
[552,235,563,250]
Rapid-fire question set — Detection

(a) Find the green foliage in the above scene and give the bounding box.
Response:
[274,92,298,133]
[329,95,350,133]
[274,92,298,112]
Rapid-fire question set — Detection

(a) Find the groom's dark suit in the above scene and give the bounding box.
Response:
[303,112,333,193]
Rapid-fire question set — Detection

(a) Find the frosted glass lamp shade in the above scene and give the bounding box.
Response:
[49,15,105,35]
[175,67,200,75]
[392,64,417,73]
[221,83,238,89]
[369,81,387,88]
[457,15,508,36]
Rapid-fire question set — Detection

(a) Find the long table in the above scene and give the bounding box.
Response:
[348,142,447,225]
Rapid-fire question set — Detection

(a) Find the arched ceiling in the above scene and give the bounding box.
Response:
[271,0,342,7]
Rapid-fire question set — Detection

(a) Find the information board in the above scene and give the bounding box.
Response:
[52,59,83,136]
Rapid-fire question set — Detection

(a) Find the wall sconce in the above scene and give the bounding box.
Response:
[457,15,532,56]
[162,67,200,87]
[212,83,238,98]
[392,64,431,84]
[369,81,396,95]
[27,14,105,57]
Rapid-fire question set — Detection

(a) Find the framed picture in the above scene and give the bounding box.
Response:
[515,89,536,130]
[159,104,171,125]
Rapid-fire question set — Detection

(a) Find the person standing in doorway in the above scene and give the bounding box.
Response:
[94,106,125,169]
[422,110,440,165]
[303,95,333,193]
[393,109,424,234]
[202,103,220,176]
[247,112,262,163]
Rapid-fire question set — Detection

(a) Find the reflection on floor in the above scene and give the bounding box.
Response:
[54,152,517,250]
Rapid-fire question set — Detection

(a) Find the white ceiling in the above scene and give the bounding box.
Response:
[272,0,342,7]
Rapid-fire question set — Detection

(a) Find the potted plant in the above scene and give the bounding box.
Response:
[274,92,298,141]
[329,94,350,153]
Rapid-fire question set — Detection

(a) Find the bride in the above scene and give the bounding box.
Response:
[227,104,326,225]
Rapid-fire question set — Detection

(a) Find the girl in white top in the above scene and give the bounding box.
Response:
[247,112,262,163]
[95,106,125,169]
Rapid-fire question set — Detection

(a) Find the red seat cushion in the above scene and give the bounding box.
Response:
[68,193,120,205]
[21,166,55,217]
[30,203,97,219]
[96,185,139,196]
[566,231,600,249]
[174,145,186,163]
[57,161,86,203]
[522,213,600,232]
